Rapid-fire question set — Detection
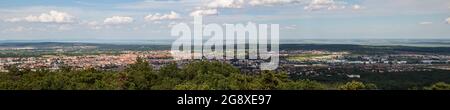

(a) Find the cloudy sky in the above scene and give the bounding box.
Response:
[0,0,449,40]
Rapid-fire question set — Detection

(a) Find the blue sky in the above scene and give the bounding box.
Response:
[0,0,449,40]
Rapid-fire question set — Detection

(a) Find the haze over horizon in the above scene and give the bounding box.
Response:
[1,0,449,40]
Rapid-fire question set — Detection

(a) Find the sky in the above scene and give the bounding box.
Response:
[0,0,449,41]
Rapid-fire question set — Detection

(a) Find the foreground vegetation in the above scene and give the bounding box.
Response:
[0,58,448,90]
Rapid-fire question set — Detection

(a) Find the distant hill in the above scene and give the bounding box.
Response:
[280,44,450,55]
[1,42,450,55]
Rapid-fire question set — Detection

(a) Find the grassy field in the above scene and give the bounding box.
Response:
[287,54,332,61]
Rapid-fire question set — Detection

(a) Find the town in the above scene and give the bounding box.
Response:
[1,48,449,80]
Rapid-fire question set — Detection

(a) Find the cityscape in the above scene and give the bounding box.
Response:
[1,47,450,75]
[2,0,450,109]
[0,42,449,90]
[0,0,450,91]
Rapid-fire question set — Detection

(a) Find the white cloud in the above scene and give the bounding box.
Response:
[4,10,74,23]
[79,21,103,30]
[144,11,180,21]
[352,4,362,10]
[82,16,134,30]
[190,8,218,16]
[446,17,450,24]
[202,0,305,9]
[206,0,245,8]
[248,0,304,6]
[190,0,242,17]
[304,0,346,11]
[190,0,354,16]
[248,0,356,11]
[87,21,100,26]
[103,16,134,24]
[84,16,134,30]
[419,22,433,25]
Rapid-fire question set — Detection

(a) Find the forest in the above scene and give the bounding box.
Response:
[0,57,449,90]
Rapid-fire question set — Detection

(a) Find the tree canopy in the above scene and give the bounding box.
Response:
[0,57,443,90]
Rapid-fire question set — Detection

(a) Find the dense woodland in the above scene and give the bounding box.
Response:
[0,57,449,90]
